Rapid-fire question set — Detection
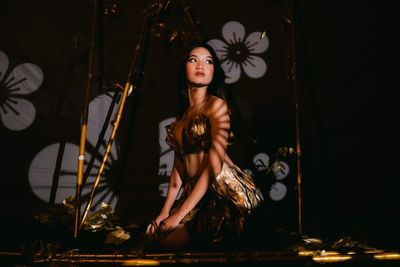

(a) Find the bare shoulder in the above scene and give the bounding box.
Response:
[205,95,229,120]
[206,95,228,112]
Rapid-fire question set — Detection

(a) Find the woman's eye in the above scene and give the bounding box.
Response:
[188,58,196,63]
[206,59,213,64]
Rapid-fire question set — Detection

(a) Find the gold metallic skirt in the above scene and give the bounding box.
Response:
[172,165,264,248]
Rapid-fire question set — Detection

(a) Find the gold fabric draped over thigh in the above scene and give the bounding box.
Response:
[170,165,263,248]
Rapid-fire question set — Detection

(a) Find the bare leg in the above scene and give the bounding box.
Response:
[159,224,190,251]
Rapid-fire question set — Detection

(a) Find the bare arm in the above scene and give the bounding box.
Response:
[146,154,185,235]
[160,156,185,215]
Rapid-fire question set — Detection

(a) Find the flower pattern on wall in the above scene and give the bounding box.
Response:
[251,152,290,201]
[28,92,120,211]
[0,50,43,130]
[208,21,269,84]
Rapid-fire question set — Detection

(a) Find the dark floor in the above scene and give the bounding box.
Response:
[2,247,400,267]
[1,218,400,267]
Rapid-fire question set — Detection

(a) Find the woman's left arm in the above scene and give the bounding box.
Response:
[162,97,230,228]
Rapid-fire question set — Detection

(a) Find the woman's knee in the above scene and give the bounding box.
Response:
[159,224,189,250]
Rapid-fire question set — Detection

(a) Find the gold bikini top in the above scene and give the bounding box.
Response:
[165,113,211,156]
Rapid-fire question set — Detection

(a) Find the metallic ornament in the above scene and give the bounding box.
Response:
[144,0,202,46]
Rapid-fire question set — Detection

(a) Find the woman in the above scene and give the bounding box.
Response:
[146,42,263,251]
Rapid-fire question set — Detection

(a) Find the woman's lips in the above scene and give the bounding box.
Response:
[195,72,205,76]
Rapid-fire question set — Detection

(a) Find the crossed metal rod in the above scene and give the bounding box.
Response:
[73,0,149,238]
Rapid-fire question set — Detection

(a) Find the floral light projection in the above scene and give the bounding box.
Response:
[208,21,269,84]
[28,92,119,211]
[251,152,290,201]
[0,50,43,131]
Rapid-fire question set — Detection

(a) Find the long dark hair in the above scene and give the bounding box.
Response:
[175,42,226,119]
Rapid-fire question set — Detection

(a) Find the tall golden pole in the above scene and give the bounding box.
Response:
[79,13,149,229]
[74,0,99,238]
[285,0,303,234]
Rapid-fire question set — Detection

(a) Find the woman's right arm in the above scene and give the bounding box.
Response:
[159,155,185,216]
[146,155,184,235]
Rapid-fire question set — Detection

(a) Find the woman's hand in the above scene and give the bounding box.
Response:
[145,213,169,236]
[158,212,182,233]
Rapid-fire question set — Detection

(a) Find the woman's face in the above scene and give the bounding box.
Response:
[185,47,214,88]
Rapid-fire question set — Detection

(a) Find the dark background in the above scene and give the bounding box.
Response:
[0,0,398,250]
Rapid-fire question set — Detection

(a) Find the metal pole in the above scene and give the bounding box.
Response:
[79,13,150,229]
[74,0,99,239]
[285,0,303,234]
